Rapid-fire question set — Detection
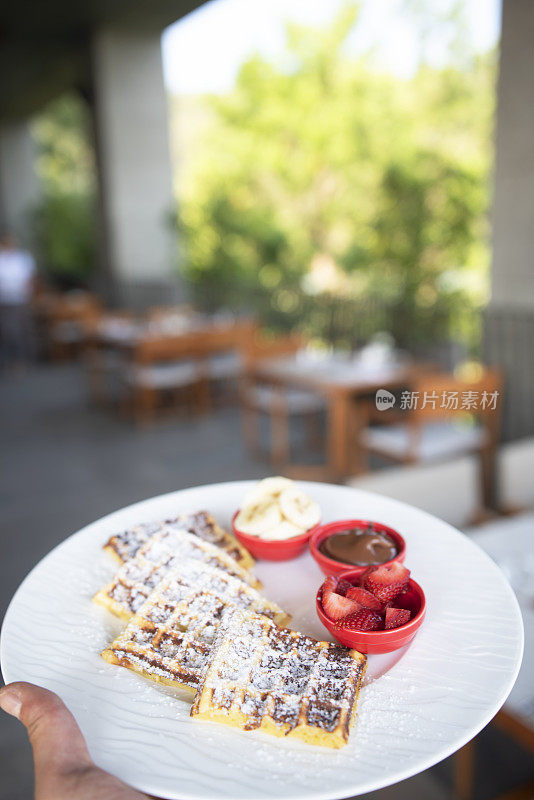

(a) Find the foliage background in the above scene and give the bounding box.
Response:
[177,1,495,351]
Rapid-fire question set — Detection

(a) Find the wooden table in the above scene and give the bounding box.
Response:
[86,315,257,414]
[248,351,428,481]
[91,315,255,353]
[34,290,102,359]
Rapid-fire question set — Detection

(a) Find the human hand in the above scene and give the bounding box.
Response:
[0,682,149,799]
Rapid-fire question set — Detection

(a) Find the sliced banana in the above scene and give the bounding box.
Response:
[235,500,282,536]
[258,519,305,541]
[237,477,321,540]
[240,476,293,510]
[279,486,321,531]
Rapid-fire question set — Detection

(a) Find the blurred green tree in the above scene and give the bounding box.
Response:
[179,1,494,350]
[31,92,97,285]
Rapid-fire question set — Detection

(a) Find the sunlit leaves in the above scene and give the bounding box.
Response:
[178,2,495,348]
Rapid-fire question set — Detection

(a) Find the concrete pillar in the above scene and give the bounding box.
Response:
[91,28,183,308]
[0,120,40,243]
[490,0,534,310]
[484,0,534,439]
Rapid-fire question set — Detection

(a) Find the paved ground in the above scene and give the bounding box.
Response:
[0,364,532,799]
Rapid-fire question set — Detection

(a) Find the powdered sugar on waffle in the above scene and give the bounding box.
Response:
[193,610,366,740]
[105,511,251,568]
[103,562,287,689]
[100,526,262,617]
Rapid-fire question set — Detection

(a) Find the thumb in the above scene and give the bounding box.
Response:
[0,681,93,782]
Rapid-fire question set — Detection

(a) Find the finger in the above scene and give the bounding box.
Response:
[0,681,93,779]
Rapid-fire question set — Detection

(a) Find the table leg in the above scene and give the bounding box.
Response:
[134,386,156,427]
[453,739,475,800]
[195,376,211,415]
[327,392,351,481]
[349,398,368,476]
[479,445,498,511]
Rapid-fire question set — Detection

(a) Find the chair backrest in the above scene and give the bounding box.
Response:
[410,368,503,424]
[86,308,135,334]
[393,366,504,462]
[145,304,196,322]
[205,319,257,354]
[241,331,305,366]
[134,332,206,365]
[133,318,260,367]
[51,292,102,323]
[402,368,504,459]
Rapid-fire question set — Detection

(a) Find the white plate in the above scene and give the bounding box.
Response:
[0,481,523,800]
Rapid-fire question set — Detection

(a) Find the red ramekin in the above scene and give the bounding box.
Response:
[232,511,320,561]
[316,569,426,654]
[309,519,406,577]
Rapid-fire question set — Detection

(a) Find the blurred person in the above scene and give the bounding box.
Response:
[0,232,36,371]
[0,682,148,799]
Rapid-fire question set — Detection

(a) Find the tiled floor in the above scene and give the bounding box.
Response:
[0,364,531,799]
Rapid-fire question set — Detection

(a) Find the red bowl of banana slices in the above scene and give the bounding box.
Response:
[232,477,321,561]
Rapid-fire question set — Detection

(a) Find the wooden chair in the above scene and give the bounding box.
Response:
[359,368,504,510]
[453,670,534,800]
[122,320,259,423]
[205,319,258,391]
[239,331,325,466]
[122,332,208,426]
[489,711,534,799]
[46,291,102,360]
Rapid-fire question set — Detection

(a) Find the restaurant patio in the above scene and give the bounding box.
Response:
[1,1,533,799]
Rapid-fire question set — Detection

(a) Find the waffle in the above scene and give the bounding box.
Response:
[101,564,289,692]
[191,610,367,748]
[104,511,254,571]
[94,527,262,621]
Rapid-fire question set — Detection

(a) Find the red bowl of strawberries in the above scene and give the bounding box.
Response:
[316,562,426,654]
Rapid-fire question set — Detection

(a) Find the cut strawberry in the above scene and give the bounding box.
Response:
[363,562,410,604]
[322,576,338,596]
[322,575,351,597]
[334,608,383,632]
[345,586,383,611]
[322,591,360,621]
[321,576,360,620]
[358,566,373,585]
[336,578,353,597]
[384,607,411,630]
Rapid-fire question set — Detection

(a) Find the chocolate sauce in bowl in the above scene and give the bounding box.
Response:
[318,526,398,566]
